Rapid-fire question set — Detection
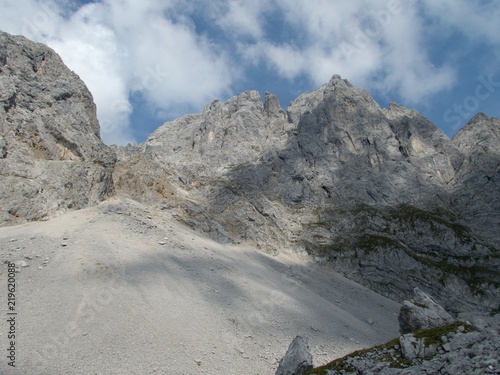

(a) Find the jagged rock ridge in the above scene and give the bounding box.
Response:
[115,76,500,313]
[0,31,116,224]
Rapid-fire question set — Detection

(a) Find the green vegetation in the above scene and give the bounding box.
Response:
[413,322,474,346]
[304,323,475,374]
[409,252,500,294]
[388,204,473,242]
[304,338,401,374]
[356,234,401,254]
[490,308,500,317]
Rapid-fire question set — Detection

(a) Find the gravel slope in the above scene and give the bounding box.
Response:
[0,197,400,374]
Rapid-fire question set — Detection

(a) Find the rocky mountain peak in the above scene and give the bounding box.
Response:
[122,72,499,313]
[144,88,289,181]
[384,101,419,120]
[0,32,112,163]
[328,73,354,89]
[452,113,500,155]
[287,74,379,126]
[0,31,115,224]
[447,113,500,247]
[264,91,286,118]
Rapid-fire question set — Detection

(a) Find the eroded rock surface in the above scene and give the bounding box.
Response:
[0,31,115,224]
[114,75,500,313]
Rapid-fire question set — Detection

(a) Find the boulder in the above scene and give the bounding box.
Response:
[398,288,454,334]
[275,336,313,375]
[399,333,439,360]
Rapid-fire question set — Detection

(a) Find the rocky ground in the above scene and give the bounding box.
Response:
[275,288,500,375]
[305,317,500,375]
[0,196,401,374]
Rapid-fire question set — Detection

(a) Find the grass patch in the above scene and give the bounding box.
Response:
[356,234,401,254]
[388,204,472,242]
[411,253,500,294]
[490,308,500,317]
[304,338,401,374]
[303,202,499,297]
[413,322,474,346]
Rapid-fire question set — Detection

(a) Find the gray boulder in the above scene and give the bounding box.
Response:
[275,336,313,375]
[398,288,454,334]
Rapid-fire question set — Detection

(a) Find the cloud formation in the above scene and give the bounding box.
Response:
[232,1,458,102]
[1,0,236,144]
[1,0,499,144]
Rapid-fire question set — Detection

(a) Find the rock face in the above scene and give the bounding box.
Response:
[0,31,115,224]
[398,288,454,334]
[450,113,500,246]
[275,336,313,375]
[115,75,500,313]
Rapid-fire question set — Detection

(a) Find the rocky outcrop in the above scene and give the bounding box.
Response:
[114,74,499,313]
[0,31,115,224]
[275,336,313,375]
[317,321,499,374]
[304,314,500,374]
[398,288,454,334]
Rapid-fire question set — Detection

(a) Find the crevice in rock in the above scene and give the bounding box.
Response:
[3,92,16,112]
[54,91,73,101]
[31,53,46,72]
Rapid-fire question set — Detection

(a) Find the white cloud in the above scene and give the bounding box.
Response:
[0,0,236,144]
[422,0,500,45]
[1,0,498,143]
[214,0,271,40]
[232,0,457,103]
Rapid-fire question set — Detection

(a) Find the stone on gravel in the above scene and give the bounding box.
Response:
[275,336,313,375]
[470,317,489,332]
[15,260,29,267]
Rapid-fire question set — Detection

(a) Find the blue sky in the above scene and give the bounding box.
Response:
[1,0,499,144]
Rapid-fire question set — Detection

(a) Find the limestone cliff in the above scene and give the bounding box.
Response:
[115,76,500,313]
[0,31,116,224]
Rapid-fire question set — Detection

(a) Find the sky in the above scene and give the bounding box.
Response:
[1,0,499,145]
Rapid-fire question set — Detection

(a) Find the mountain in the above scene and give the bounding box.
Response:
[0,31,116,224]
[1,30,499,315]
[115,77,500,313]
